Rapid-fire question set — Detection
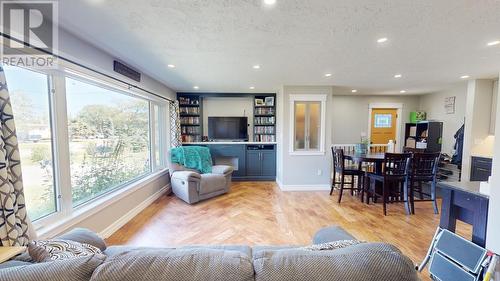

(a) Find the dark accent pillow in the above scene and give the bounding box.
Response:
[28,239,102,262]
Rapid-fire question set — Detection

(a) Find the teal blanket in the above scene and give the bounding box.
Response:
[170,146,213,174]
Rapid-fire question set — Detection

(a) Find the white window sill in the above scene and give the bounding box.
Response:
[35,168,170,239]
[289,151,325,156]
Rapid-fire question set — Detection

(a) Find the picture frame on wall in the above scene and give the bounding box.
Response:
[444,96,456,114]
[265,96,275,106]
[255,98,265,106]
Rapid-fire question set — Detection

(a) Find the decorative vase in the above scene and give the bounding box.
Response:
[355,143,367,154]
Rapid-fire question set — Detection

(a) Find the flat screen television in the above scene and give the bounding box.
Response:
[208,117,248,141]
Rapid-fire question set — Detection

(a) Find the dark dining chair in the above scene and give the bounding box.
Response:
[365,153,412,216]
[408,152,441,214]
[331,148,364,203]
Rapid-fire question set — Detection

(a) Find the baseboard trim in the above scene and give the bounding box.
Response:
[278,182,331,191]
[99,184,171,238]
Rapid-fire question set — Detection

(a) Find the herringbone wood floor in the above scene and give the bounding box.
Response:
[107,181,471,280]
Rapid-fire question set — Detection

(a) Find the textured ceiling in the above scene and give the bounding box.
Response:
[58,0,500,94]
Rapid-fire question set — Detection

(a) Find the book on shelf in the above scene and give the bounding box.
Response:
[255,116,275,125]
[180,116,200,125]
[179,106,199,115]
[178,97,200,105]
[255,107,275,115]
[254,135,275,142]
[182,135,201,142]
[181,126,200,134]
[254,126,274,134]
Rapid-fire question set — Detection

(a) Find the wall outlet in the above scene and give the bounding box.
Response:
[317,169,322,176]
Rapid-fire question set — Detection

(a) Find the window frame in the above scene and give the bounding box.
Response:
[2,65,170,231]
[289,94,327,155]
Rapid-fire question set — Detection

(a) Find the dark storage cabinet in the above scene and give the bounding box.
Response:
[404,121,443,153]
[246,145,276,180]
[470,156,492,182]
[183,143,276,181]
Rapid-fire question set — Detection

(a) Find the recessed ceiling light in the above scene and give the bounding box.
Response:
[193,86,199,90]
[253,65,261,69]
[394,74,402,78]
[263,0,276,5]
[167,64,175,68]
[324,73,332,77]
[460,75,470,79]
[249,86,255,90]
[400,90,406,93]
[351,89,357,93]
[487,40,500,46]
[377,37,388,43]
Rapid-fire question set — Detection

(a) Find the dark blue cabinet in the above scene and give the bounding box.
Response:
[246,151,262,176]
[246,145,276,180]
[209,144,246,178]
[183,143,276,180]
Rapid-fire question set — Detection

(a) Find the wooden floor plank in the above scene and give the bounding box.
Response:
[107,181,471,280]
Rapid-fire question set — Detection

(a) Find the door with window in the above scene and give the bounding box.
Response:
[370,108,397,144]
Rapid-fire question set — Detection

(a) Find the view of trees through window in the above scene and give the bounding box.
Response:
[4,66,57,220]
[66,78,151,206]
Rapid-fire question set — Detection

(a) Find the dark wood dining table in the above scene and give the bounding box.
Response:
[343,152,385,174]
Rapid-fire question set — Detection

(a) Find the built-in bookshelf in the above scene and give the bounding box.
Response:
[253,95,276,142]
[178,95,202,142]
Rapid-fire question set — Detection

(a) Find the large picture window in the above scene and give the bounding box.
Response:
[66,77,151,206]
[3,66,57,220]
[3,64,167,227]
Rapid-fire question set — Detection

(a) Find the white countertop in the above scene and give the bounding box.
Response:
[182,142,277,145]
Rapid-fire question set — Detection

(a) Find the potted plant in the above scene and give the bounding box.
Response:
[355,135,369,154]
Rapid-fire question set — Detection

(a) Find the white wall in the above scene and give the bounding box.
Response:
[58,28,175,98]
[331,94,420,146]
[202,97,254,140]
[462,79,495,181]
[487,72,500,254]
[279,86,333,189]
[418,83,467,156]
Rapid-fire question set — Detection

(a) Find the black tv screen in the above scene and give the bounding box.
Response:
[208,117,248,141]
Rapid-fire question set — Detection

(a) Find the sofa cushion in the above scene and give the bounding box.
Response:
[91,248,254,281]
[28,239,103,262]
[253,242,419,281]
[57,228,107,251]
[103,246,175,257]
[199,174,226,195]
[312,226,356,244]
[0,254,105,281]
[180,245,252,258]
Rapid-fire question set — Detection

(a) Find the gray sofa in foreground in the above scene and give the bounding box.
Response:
[167,150,234,204]
[0,226,420,281]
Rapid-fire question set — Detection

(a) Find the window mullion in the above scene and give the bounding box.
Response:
[149,102,156,171]
[50,74,73,216]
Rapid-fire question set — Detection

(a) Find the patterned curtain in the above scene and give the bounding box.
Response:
[0,66,29,246]
[169,100,182,147]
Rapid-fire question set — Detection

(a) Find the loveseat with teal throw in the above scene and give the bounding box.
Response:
[168,146,234,204]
